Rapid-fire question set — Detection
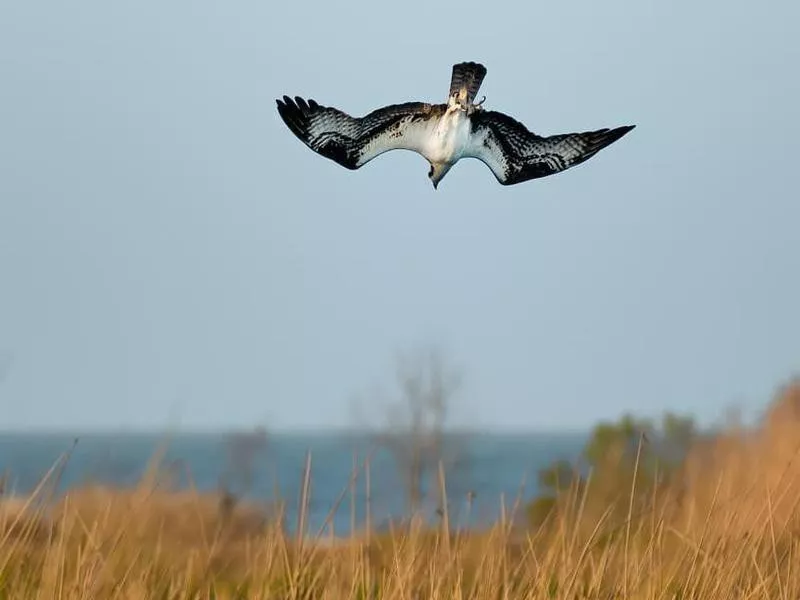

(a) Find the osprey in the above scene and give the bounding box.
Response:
[276,62,635,189]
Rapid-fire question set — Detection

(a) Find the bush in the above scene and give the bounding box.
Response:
[526,411,697,533]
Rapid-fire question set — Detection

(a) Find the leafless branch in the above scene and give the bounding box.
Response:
[363,344,471,519]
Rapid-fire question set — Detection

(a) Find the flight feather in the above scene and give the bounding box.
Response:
[275,96,438,170]
[464,110,635,185]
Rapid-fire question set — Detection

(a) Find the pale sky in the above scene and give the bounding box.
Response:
[1,0,798,431]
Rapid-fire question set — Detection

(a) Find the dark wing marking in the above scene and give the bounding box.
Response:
[276,96,439,170]
[464,110,635,186]
[449,62,487,106]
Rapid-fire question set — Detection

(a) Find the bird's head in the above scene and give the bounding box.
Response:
[428,162,453,190]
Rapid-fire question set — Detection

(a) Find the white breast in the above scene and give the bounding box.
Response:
[423,109,471,164]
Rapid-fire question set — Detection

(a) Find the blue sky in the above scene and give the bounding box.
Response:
[1,0,798,431]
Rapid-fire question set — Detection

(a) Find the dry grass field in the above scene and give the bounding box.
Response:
[2,381,800,599]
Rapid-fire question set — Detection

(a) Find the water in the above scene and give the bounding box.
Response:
[0,431,587,534]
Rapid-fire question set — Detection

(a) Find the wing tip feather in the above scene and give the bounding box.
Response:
[587,124,636,155]
[276,94,313,143]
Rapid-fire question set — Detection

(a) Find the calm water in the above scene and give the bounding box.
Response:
[0,431,587,534]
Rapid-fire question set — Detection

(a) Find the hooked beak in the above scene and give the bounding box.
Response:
[428,163,441,190]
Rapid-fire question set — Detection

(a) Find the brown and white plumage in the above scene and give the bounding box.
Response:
[276,62,635,189]
[276,98,443,171]
[464,110,635,186]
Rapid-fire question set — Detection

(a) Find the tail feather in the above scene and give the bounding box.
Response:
[449,61,487,105]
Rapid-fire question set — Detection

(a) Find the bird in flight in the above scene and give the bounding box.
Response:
[276,62,635,189]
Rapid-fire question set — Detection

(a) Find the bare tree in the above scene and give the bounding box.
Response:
[360,345,470,521]
[218,425,269,519]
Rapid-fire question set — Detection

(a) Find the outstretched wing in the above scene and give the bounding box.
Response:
[276,96,438,170]
[464,110,635,186]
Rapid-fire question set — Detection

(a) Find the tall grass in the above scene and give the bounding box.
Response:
[2,382,800,598]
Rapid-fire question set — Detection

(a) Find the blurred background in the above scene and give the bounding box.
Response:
[1,0,799,534]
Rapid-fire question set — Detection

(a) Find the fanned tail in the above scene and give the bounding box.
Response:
[449,61,487,105]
